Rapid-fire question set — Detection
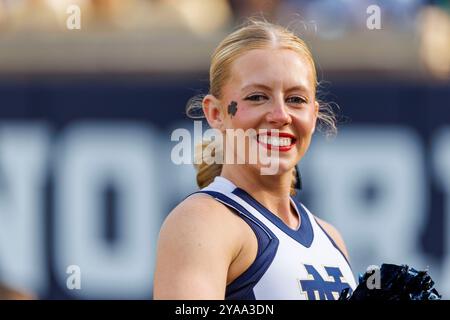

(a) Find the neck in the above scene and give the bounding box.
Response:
[221,164,299,229]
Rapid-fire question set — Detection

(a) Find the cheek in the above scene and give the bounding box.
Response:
[228,104,260,130]
[293,111,317,136]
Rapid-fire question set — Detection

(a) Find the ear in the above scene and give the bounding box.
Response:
[203,94,224,130]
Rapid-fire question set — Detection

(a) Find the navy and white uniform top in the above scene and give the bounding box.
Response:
[196,176,357,300]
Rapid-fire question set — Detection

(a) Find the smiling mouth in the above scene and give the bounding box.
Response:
[256,132,297,151]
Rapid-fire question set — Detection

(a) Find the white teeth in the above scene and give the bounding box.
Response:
[259,135,268,144]
[271,137,279,146]
[258,136,292,147]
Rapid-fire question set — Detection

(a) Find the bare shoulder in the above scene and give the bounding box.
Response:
[153,193,244,299]
[160,193,243,239]
[315,216,350,261]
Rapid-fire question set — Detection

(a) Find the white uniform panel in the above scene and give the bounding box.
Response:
[203,176,357,300]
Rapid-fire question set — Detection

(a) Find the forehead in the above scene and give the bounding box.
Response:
[228,48,315,92]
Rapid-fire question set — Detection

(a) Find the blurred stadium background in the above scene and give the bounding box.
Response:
[0,0,449,299]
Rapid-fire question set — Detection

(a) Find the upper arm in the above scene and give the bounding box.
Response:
[153,195,240,300]
[315,217,350,262]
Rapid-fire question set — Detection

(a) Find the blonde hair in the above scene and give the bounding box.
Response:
[187,19,337,194]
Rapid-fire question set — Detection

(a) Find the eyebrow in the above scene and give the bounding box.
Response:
[241,83,309,94]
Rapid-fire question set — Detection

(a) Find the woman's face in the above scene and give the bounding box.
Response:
[211,47,318,175]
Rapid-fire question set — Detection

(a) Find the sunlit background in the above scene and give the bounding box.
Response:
[0,0,449,299]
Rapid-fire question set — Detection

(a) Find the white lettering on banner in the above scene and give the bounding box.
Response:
[0,123,448,298]
[432,127,450,295]
[0,123,49,294]
[54,123,161,299]
[302,126,427,274]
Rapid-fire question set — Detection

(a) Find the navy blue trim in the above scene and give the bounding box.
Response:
[192,191,275,240]
[232,188,314,248]
[313,217,354,273]
[193,190,279,300]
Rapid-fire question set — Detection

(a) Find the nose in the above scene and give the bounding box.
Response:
[266,99,292,127]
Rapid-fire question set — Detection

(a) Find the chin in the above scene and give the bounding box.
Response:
[253,157,296,177]
[276,160,297,174]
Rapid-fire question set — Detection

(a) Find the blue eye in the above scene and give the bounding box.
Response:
[245,94,268,102]
[286,96,307,104]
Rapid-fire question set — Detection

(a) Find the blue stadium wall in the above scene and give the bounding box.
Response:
[0,77,449,299]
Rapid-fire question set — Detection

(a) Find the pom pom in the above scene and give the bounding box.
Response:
[339,263,441,300]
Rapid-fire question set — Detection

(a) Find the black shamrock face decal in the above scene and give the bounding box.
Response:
[227,101,238,118]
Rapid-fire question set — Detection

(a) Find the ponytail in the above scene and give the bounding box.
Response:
[291,167,298,196]
[194,140,223,189]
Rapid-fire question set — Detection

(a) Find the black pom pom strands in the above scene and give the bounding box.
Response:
[339,264,441,300]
